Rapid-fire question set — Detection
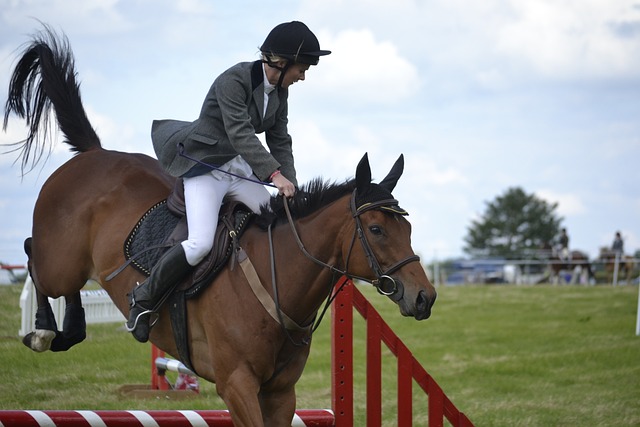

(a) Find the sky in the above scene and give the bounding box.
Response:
[0,0,639,266]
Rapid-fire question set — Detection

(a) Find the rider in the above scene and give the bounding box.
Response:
[557,228,570,261]
[126,21,331,343]
[612,231,624,257]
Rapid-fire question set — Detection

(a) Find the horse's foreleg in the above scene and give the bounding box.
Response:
[260,389,297,427]
[216,369,266,427]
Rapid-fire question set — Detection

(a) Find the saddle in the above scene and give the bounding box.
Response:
[123,178,254,298]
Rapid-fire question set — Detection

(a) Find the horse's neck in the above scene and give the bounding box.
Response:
[273,198,352,318]
[295,201,351,267]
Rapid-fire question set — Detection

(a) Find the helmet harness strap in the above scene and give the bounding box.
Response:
[262,58,291,88]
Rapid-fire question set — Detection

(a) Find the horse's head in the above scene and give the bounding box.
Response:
[345,153,437,320]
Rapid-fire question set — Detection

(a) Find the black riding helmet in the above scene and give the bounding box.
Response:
[260,21,331,86]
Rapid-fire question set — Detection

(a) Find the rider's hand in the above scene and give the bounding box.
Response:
[271,172,296,198]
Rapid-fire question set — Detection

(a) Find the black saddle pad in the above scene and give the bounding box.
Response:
[124,199,254,298]
[125,201,180,276]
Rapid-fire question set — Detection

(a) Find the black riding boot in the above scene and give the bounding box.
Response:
[126,244,192,343]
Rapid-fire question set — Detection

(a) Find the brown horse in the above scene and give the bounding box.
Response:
[599,248,635,284]
[3,28,436,426]
[541,243,594,285]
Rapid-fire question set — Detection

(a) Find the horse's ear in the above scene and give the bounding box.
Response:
[379,154,404,192]
[355,153,372,193]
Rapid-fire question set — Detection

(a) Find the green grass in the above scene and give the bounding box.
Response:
[1,283,639,426]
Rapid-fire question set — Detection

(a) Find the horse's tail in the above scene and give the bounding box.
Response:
[3,24,102,175]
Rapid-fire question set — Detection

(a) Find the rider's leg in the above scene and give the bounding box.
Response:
[126,173,227,343]
[180,172,228,266]
[126,244,191,342]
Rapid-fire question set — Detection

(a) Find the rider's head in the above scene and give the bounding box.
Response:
[260,21,331,88]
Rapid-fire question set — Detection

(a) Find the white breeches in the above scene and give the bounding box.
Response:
[180,157,271,266]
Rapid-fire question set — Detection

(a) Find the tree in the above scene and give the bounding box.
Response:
[464,187,563,259]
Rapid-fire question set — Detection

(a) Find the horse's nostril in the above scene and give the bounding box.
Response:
[417,290,427,311]
[415,289,435,320]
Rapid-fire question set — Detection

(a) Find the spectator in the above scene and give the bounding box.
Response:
[612,231,624,256]
[557,228,570,260]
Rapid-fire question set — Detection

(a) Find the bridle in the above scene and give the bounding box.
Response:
[281,189,421,301]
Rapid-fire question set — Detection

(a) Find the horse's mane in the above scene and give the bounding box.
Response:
[254,177,356,230]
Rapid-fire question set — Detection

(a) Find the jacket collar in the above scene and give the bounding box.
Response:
[251,60,264,92]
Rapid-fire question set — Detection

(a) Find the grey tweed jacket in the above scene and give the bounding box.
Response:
[151,60,296,186]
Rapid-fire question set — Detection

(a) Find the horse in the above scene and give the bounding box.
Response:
[3,27,437,426]
[598,247,635,285]
[547,250,594,285]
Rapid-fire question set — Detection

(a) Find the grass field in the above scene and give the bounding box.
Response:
[0,282,639,426]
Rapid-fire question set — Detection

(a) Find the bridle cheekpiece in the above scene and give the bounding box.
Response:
[348,190,420,301]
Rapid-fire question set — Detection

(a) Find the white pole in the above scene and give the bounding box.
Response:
[636,279,640,336]
[433,251,440,287]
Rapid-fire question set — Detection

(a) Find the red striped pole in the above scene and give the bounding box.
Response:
[0,409,335,426]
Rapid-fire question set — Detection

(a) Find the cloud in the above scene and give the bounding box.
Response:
[289,118,384,184]
[301,0,640,87]
[83,106,147,155]
[0,0,132,35]
[495,0,640,79]
[535,189,587,216]
[307,28,421,105]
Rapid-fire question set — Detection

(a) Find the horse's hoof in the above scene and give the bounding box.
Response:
[22,329,56,352]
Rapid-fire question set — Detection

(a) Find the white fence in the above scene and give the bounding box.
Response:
[19,276,124,337]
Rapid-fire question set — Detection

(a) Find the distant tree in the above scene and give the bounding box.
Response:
[464,187,563,259]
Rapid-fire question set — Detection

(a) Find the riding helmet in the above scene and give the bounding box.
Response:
[260,21,331,65]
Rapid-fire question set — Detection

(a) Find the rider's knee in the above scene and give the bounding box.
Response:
[181,239,213,266]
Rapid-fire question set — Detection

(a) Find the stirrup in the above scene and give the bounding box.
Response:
[124,308,158,332]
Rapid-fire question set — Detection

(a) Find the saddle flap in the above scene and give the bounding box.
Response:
[167,178,186,217]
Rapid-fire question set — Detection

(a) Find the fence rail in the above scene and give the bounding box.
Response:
[332,277,474,426]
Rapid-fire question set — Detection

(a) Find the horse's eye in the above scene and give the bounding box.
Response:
[369,225,383,235]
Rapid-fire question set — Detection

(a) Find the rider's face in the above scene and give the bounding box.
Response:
[279,63,310,88]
